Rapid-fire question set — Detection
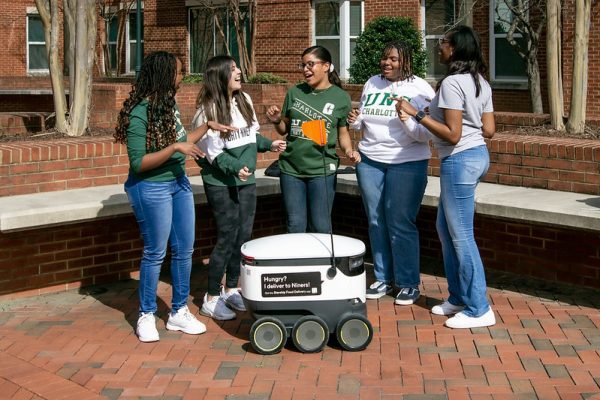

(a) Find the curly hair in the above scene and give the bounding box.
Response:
[114,51,179,150]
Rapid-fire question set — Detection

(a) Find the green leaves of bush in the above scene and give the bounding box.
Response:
[349,16,427,84]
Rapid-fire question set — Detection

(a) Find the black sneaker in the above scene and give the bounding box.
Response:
[366,281,392,299]
[394,287,420,305]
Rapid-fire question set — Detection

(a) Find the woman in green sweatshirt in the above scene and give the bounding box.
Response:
[192,55,286,321]
[114,51,234,342]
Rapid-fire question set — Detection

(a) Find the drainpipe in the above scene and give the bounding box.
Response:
[135,0,142,77]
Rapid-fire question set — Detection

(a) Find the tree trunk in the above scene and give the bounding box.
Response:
[527,53,543,114]
[68,0,96,137]
[35,0,68,132]
[64,0,76,107]
[546,0,564,130]
[566,0,591,135]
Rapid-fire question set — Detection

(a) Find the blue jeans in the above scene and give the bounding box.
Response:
[204,183,256,296]
[356,155,428,288]
[280,172,336,233]
[125,174,195,314]
[437,145,490,317]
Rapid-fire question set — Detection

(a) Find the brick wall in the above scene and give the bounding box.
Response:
[0,196,286,298]
[2,83,599,197]
[333,195,600,290]
[2,190,598,299]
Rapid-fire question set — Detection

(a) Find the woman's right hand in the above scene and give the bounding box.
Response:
[173,142,205,159]
[347,108,361,124]
[266,106,282,124]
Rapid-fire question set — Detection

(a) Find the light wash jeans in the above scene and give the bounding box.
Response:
[437,145,490,317]
[125,174,195,314]
[356,154,428,288]
[280,172,336,233]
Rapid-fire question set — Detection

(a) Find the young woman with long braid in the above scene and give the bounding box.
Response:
[115,51,234,342]
[396,26,496,329]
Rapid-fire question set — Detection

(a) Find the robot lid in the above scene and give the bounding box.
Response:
[241,233,365,261]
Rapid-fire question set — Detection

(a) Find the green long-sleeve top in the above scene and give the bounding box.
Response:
[126,100,187,181]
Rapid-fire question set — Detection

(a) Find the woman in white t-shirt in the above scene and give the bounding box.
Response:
[348,41,435,306]
[397,26,496,329]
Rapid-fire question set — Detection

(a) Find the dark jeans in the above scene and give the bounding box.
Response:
[279,172,336,233]
[204,183,257,296]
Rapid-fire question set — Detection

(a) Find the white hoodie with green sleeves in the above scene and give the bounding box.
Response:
[192,92,272,187]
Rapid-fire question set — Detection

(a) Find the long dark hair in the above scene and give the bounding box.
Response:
[437,25,488,97]
[381,41,414,82]
[114,51,179,150]
[302,45,342,88]
[195,55,254,137]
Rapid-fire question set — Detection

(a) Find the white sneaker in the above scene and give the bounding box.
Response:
[166,305,207,335]
[445,309,496,329]
[221,287,246,312]
[136,312,159,342]
[431,301,465,316]
[200,293,236,321]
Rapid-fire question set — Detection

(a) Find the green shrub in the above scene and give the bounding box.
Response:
[348,16,427,84]
[182,74,204,84]
[246,72,287,84]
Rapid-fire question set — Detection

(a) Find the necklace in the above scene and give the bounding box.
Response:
[385,78,401,99]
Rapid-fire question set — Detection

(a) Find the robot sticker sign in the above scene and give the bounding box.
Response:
[261,272,322,297]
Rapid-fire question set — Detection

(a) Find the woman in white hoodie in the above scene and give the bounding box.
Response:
[348,41,434,306]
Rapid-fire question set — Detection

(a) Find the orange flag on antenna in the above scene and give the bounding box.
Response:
[301,120,327,146]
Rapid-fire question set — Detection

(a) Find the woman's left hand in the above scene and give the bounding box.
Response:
[270,140,287,152]
[345,150,361,164]
[238,166,251,181]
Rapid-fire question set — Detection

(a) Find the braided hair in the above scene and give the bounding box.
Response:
[381,41,414,82]
[114,51,179,150]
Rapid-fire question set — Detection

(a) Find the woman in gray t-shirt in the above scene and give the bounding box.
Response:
[396,25,496,329]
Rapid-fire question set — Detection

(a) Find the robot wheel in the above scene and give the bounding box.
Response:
[336,314,373,351]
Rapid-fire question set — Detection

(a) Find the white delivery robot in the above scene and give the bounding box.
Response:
[240,233,373,354]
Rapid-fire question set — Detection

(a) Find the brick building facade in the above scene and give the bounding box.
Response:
[0,0,599,119]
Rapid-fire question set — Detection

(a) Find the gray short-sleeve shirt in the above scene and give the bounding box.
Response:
[429,73,493,158]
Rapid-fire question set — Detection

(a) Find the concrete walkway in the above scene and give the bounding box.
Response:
[0,260,598,400]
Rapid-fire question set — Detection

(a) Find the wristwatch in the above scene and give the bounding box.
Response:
[415,110,427,123]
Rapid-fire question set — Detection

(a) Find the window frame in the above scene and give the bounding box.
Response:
[421,0,457,80]
[125,9,144,75]
[312,0,364,80]
[489,0,528,83]
[26,13,49,75]
[105,4,144,76]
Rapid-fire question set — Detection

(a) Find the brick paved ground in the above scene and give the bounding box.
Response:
[0,259,599,400]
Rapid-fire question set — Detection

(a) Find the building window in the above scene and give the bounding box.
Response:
[422,0,456,79]
[27,14,49,73]
[189,7,250,74]
[107,10,144,74]
[313,0,363,80]
[490,0,527,81]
